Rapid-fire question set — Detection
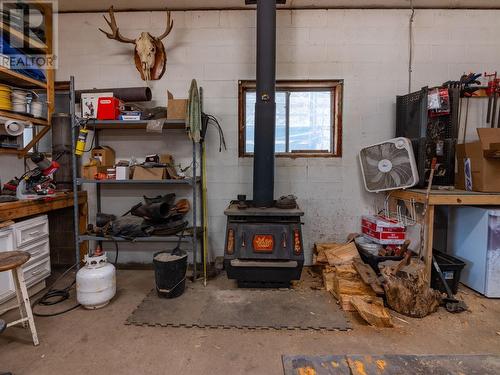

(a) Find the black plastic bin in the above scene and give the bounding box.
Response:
[431,250,466,295]
[153,250,188,298]
[354,243,404,275]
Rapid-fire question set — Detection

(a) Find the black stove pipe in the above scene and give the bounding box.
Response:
[252,0,277,207]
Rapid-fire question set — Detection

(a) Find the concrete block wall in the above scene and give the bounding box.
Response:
[10,8,495,264]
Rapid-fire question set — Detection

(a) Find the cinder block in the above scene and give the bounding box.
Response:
[291,10,327,28]
[220,10,254,28]
[185,11,221,28]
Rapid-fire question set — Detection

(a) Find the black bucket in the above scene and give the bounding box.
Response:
[153,250,188,298]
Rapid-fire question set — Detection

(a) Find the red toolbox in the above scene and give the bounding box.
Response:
[97,97,123,120]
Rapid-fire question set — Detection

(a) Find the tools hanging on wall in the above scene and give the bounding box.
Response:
[485,72,500,128]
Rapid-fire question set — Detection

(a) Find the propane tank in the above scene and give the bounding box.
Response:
[76,253,116,309]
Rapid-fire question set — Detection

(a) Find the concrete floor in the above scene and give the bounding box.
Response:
[1,269,499,375]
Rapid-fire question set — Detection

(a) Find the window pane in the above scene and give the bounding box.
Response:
[245,91,287,153]
[275,92,286,153]
[289,91,331,152]
[245,91,255,153]
[244,89,333,154]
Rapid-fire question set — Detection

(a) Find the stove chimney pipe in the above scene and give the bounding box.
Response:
[251,0,279,207]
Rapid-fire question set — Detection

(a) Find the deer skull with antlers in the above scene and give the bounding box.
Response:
[99,6,173,81]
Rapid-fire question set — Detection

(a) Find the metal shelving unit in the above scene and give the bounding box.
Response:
[76,177,200,185]
[69,76,203,279]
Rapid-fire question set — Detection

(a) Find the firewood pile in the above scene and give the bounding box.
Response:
[313,236,442,328]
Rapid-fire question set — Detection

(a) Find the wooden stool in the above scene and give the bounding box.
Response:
[0,251,39,346]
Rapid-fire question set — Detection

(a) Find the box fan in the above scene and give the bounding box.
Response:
[359,137,419,192]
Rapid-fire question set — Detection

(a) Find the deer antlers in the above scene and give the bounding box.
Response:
[98,6,174,43]
[98,6,135,43]
[157,11,174,40]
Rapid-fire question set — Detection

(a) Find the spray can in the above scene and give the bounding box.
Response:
[75,127,88,156]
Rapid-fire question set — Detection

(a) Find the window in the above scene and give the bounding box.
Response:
[238,80,343,157]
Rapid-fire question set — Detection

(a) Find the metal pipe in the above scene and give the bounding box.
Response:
[70,76,81,268]
[192,141,197,281]
[252,0,277,207]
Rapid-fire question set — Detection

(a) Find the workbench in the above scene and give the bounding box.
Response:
[389,188,500,282]
[0,191,88,260]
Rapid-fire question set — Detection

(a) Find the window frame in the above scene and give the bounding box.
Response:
[238,79,343,158]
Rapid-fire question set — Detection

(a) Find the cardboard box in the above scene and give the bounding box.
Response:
[82,165,108,180]
[361,227,406,245]
[159,153,182,179]
[81,92,113,119]
[361,215,405,233]
[456,128,500,192]
[91,146,115,167]
[133,166,165,180]
[166,91,187,120]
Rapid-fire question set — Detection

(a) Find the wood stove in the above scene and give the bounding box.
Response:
[224,0,304,287]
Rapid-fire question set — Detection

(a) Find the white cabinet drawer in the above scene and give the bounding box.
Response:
[23,257,51,288]
[0,269,15,304]
[0,229,14,251]
[22,238,50,268]
[0,229,16,304]
[14,215,49,248]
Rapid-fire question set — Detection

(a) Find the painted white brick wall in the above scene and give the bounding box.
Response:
[4,8,488,264]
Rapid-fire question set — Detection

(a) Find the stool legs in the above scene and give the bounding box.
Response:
[14,268,39,346]
[12,270,26,328]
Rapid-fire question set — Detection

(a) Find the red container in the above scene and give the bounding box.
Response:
[97,97,123,120]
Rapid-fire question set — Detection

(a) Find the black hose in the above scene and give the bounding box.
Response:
[32,262,81,317]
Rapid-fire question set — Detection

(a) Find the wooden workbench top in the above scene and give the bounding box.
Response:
[0,191,87,222]
[390,188,500,205]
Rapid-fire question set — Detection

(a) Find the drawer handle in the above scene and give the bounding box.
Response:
[31,269,43,276]
[28,230,41,236]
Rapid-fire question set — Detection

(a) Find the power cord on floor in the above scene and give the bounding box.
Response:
[32,262,81,317]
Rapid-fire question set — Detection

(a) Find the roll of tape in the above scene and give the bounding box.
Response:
[5,120,25,136]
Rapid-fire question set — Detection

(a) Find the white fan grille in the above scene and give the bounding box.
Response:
[360,139,418,192]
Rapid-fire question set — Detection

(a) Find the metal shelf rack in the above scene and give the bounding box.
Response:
[69,76,203,279]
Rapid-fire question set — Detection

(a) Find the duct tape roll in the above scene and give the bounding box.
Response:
[30,100,43,118]
[5,120,26,136]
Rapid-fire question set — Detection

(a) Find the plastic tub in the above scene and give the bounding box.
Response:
[431,249,466,295]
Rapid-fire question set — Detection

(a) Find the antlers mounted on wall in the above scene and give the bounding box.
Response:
[99,6,173,81]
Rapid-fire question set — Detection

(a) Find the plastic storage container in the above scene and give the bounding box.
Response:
[431,250,465,295]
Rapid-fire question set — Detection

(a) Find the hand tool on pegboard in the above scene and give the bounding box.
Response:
[484,72,496,124]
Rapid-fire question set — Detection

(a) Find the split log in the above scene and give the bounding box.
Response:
[350,295,394,328]
[315,250,328,264]
[352,259,385,295]
[339,294,383,312]
[324,242,358,266]
[382,261,441,318]
[332,278,376,298]
[322,270,334,292]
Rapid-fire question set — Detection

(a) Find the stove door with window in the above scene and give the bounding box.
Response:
[224,217,304,286]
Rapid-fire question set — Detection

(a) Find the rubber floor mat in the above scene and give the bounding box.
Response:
[282,354,500,375]
[126,282,350,331]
